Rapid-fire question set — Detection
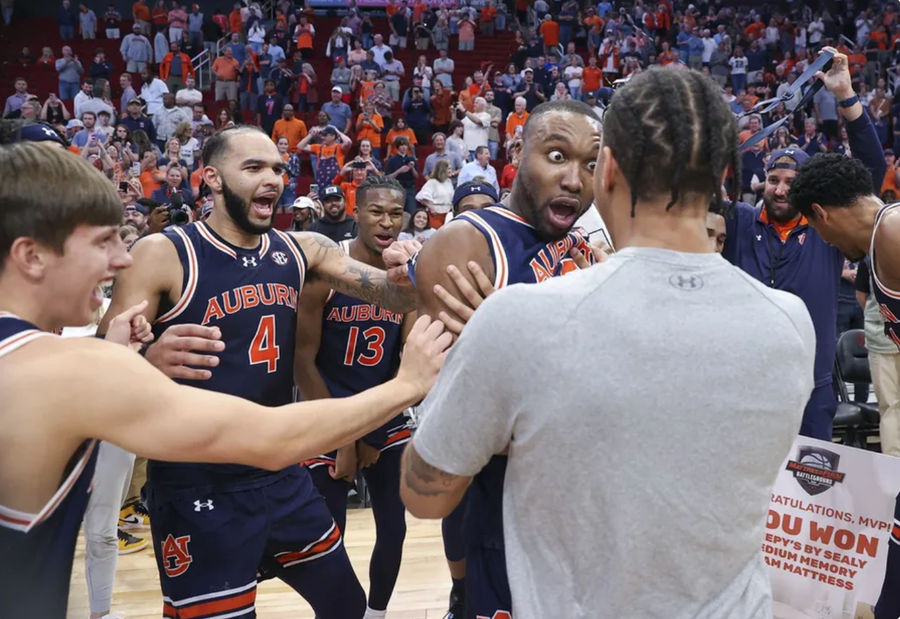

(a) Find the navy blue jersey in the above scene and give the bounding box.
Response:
[874,492,900,619]
[871,203,900,351]
[305,240,408,466]
[150,222,307,484]
[0,313,98,619]
[415,206,594,549]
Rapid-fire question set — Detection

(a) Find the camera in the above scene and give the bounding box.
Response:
[168,193,191,225]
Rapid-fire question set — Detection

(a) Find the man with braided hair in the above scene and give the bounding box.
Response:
[400,68,816,618]
[722,48,886,441]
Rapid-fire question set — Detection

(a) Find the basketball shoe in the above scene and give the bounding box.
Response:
[119,499,150,530]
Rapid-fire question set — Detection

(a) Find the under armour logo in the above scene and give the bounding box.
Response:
[756,235,762,241]
[41,126,58,138]
[668,273,704,291]
[242,256,257,268]
[193,499,214,511]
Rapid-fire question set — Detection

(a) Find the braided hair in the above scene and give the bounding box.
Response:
[603,68,740,217]
[356,174,406,207]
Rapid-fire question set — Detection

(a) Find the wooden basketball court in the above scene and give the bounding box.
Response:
[67,509,451,618]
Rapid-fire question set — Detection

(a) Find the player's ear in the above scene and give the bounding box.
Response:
[201,165,222,192]
[809,202,827,223]
[599,145,619,194]
[7,237,51,280]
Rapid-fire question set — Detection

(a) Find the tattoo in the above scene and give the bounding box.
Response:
[405,447,459,497]
[300,232,415,312]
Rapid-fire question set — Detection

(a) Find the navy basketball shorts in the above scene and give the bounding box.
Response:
[466,542,512,619]
[146,466,358,618]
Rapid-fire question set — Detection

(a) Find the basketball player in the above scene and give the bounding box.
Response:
[401,68,816,618]
[295,175,411,619]
[403,99,601,619]
[0,142,450,618]
[95,126,433,619]
[722,48,886,441]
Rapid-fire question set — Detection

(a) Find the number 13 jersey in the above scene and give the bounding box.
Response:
[150,221,307,482]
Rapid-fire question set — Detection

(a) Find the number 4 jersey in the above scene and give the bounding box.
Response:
[150,221,306,482]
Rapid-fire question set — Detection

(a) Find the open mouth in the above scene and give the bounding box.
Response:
[251,194,277,218]
[547,197,580,230]
[373,233,395,248]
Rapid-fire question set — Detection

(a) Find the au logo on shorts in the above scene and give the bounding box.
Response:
[785,446,845,496]
[161,534,193,577]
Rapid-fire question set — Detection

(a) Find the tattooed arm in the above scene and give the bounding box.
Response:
[293,232,416,313]
[400,441,472,518]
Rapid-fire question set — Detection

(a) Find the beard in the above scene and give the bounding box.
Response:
[221,178,275,235]
[761,191,799,224]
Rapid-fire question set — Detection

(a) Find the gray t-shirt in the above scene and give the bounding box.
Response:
[415,247,815,619]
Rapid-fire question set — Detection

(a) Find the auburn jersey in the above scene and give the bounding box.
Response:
[0,314,98,619]
[150,222,306,482]
[871,203,900,351]
[412,205,595,545]
[305,240,408,468]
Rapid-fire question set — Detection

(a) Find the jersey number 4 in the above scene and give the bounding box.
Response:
[249,314,281,373]
[344,325,385,367]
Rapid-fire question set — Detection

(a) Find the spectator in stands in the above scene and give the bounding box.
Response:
[73,78,94,119]
[880,149,900,196]
[80,79,115,121]
[131,0,150,35]
[446,119,465,161]
[15,98,40,122]
[153,92,189,149]
[458,145,498,192]
[385,116,417,161]
[331,56,352,98]
[58,0,79,40]
[212,46,240,102]
[120,23,153,73]
[342,139,382,177]
[121,97,156,144]
[150,162,192,204]
[386,136,419,213]
[416,158,453,228]
[423,131,462,183]
[513,67,546,111]
[504,96,528,148]
[3,78,31,118]
[539,13,559,54]
[813,83,839,141]
[187,3,203,50]
[238,47,260,114]
[796,117,828,156]
[271,103,306,152]
[88,50,113,82]
[249,79,281,136]
[322,86,353,134]
[247,18,266,53]
[55,46,84,102]
[429,80,453,134]
[432,48,455,90]
[359,50,381,79]
[40,93,72,127]
[298,124,352,188]
[399,207,434,242]
[294,61,317,113]
[71,110,107,148]
[139,67,168,116]
[159,42,194,92]
[79,3,97,39]
[389,4,408,49]
[380,51,404,103]
[499,139,521,189]
[371,33,392,66]
[460,96,490,160]
[294,14,315,60]
[289,197,317,231]
[354,100,384,160]
[484,90,502,161]
[367,80,394,132]
[308,185,357,242]
[175,75,201,110]
[38,46,56,70]
[458,10,475,51]
[348,39,367,66]
[338,161,368,213]
[401,82,430,144]
[153,25,170,65]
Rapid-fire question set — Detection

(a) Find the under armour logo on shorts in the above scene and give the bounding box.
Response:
[193,499,214,511]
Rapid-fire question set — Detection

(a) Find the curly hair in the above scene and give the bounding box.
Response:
[603,68,740,216]
[788,153,875,218]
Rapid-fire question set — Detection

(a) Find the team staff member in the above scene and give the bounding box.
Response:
[0,141,449,619]
[296,175,412,619]
[722,47,886,440]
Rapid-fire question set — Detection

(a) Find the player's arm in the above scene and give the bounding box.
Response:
[46,316,449,470]
[873,208,900,291]
[294,231,416,313]
[98,234,223,379]
[413,221,494,336]
[400,443,471,519]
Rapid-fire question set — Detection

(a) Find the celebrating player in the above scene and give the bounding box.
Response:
[96,126,427,619]
[295,175,412,619]
[0,141,450,618]
[396,99,601,619]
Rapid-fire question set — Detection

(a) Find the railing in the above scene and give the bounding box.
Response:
[189,0,275,92]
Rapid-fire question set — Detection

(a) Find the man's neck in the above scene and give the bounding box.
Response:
[205,209,263,249]
[348,237,384,268]
[0,279,59,332]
